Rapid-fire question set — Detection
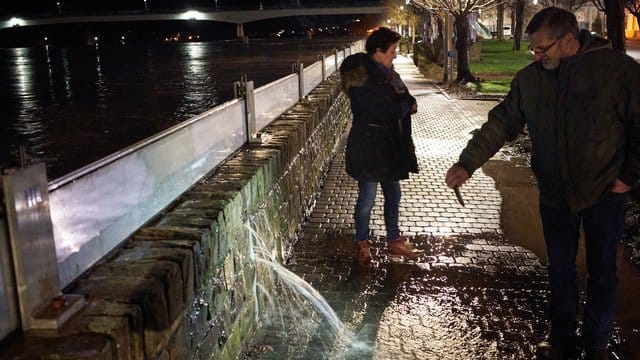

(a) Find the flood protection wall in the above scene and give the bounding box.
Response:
[0,41,361,344]
[0,65,353,359]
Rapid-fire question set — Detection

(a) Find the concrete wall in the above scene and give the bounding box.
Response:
[0,74,350,359]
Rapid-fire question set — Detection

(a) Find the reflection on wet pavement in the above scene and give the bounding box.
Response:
[241,56,640,359]
[245,232,549,359]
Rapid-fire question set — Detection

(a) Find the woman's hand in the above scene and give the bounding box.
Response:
[611,178,631,193]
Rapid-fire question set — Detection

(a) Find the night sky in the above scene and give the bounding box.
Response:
[0,0,378,17]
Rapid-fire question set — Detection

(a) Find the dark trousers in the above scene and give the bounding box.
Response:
[539,192,626,349]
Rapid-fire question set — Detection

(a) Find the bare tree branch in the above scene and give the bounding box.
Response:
[591,0,606,11]
[626,0,640,18]
[539,0,592,11]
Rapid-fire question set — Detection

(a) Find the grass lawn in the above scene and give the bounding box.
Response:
[471,39,534,94]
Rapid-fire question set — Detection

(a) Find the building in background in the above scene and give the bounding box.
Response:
[625,10,639,39]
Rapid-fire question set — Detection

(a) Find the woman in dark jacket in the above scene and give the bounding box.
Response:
[339,27,422,266]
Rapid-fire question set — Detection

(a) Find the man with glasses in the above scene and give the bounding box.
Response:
[445,7,640,360]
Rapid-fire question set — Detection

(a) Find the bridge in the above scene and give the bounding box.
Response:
[1,6,385,37]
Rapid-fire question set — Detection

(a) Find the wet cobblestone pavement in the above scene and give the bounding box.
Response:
[242,56,639,359]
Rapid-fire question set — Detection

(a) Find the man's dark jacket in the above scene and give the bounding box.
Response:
[458,30,640,212]
[340,53,418,182]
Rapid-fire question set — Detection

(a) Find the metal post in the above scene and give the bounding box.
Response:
[294,62,305,100]
[320,53,326,81]
[443,14,450,83]
[0,197,19,339]
[245,81,258,142]
[2,163,85,330]
[235,77,258,143]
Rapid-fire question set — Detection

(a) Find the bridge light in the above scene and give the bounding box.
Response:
[9,17,25,27]
[181,10,204,20]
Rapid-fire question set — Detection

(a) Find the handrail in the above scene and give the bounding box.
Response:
[47,99,243,191]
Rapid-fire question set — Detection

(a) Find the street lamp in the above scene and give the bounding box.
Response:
[143,0,149,11]
[56,1,61,15]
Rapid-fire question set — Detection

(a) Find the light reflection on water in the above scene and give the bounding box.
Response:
[0,38,358,179]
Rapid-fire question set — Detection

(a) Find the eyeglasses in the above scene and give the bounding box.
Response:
[528,37,560,55]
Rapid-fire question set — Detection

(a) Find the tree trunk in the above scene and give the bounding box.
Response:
[497,2,505,40]
[511,3,516,37]
[411,23,416,53]
[605,0,626,51]
[513,0,525,50]
[454,14,477,83]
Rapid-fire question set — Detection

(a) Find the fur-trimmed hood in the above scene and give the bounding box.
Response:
[339,53,372,91]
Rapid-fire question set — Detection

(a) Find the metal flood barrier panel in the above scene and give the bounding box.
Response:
[0,40,364,339]
[303,61,323,97]
[48,100,247,288]
[254,73,300,132]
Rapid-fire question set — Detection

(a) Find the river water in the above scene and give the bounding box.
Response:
[0,37,360,179]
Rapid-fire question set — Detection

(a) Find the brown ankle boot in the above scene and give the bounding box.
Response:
[354,240,372,266]
[388,236,423,260]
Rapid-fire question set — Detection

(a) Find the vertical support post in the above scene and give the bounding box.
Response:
[2,164,84,330]
[245,81,258,143]
[291,61,304,100]
[295,62,305,100]
[235,77,258,143]
[0,199,19,339]
[443,14,450,83]
[320,53,326,81]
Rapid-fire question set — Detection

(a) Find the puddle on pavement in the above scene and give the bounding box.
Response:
[482,157,640,359]
[240,151,640,359]
[242,231,551,359]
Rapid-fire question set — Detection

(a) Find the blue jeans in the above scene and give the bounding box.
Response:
[539,192,626,349]
[354,181,401,242]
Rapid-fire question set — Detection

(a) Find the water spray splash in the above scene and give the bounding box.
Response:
[243,214,356,358]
